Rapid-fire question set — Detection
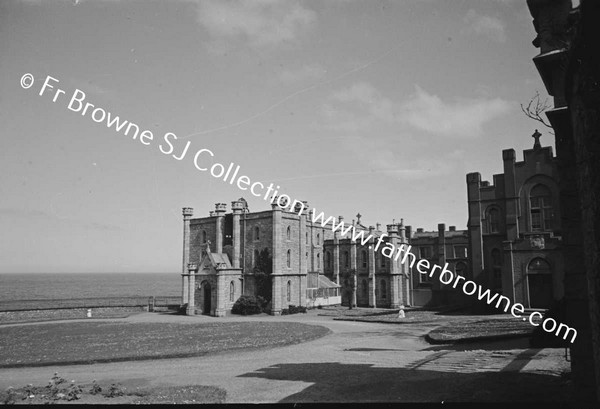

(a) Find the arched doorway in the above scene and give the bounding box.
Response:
[527,258,553,308]
[203,282,212,315]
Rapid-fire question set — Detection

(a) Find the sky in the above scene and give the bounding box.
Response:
[0,0,552,273]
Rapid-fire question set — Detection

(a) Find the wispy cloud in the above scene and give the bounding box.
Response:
[400,85,511,138]
[464,9,507,43]
[196,0,316,48]
[322,82,511,138]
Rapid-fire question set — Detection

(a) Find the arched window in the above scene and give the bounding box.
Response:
[361,250,367,268]
[530,184,553,231]
[229,281,235,302]
[286,249,291,268]
[254,249,260,267]
[317,253,321,270]
[286,226,291,240]
[325,251,331,269]
[488,208,500,233]
[254,226,260,240]
[202,230,207,243]
[286,281,291,302]
[344,251,349,268]
[316,233,320,245]
[362,279,367,296]
[380,279,387,299]
[306,232,308,244]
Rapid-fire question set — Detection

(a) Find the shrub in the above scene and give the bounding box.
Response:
[104,383,125,398]
[231,295,262,315]
[177,303,188,315]
[281,305,307,315]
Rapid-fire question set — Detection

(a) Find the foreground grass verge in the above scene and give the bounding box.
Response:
[0,321,330,368]
[0,374,226,404]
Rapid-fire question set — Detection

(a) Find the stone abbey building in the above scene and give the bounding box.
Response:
[467,133,563,309]
[180,199,413,315]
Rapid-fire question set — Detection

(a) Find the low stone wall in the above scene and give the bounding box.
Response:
[0,306,146,324]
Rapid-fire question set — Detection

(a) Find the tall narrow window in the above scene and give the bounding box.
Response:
[362,250,367,268]
[202,230,207,243]
[344,251,349,268]
[317,253,321,270]
[419,246,431,259]
[325,251,331,269]
[229,281,235,302]
[530,184,553,231]
[254,249,259,267]
[380,279,387,299]
[254,226,260,240]
[454,246,467,258]
[380,254,385,268]
[317,233,320,245]
[306,232,308,244]
[488,208,500,233]
[286,281,291,302]
[491,249,502,289]
[286,250,291,268]
[286,226,291,240]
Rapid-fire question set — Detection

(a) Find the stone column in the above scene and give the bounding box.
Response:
[387,223,400,308]
[333,216,342,284]
[186,263,197,315]
[181,207,193,305]
[271,202,283,315]
[215,203,226,253]
[401,221,411,305]
[368,226,376,308]
[232,200,244,268]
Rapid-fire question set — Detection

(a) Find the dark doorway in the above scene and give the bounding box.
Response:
[527,258,553,309]
[528,274,553,308]
[203,283,212,314]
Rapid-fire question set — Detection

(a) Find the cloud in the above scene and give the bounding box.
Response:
[277,63,327,83]
[464,9,507,43]
[322,82,511,138]
[400,85,511,138]
[196,0,316,47]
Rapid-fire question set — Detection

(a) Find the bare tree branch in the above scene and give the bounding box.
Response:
[521,91,555,135]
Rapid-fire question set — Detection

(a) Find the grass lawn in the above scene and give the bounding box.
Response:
[0,321,330,368]
[427,319,534,343]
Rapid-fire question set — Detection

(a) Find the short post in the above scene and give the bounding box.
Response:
[398,304,405,319]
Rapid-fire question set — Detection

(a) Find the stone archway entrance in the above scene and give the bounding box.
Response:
[203,282,212,315]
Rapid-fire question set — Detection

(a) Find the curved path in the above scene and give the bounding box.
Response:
[0,311,572,402]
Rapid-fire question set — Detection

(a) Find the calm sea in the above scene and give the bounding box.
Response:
[0,273,180,302]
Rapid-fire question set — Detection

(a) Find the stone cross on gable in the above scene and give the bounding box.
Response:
[356,213,362,224]
[205,240,211,253]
